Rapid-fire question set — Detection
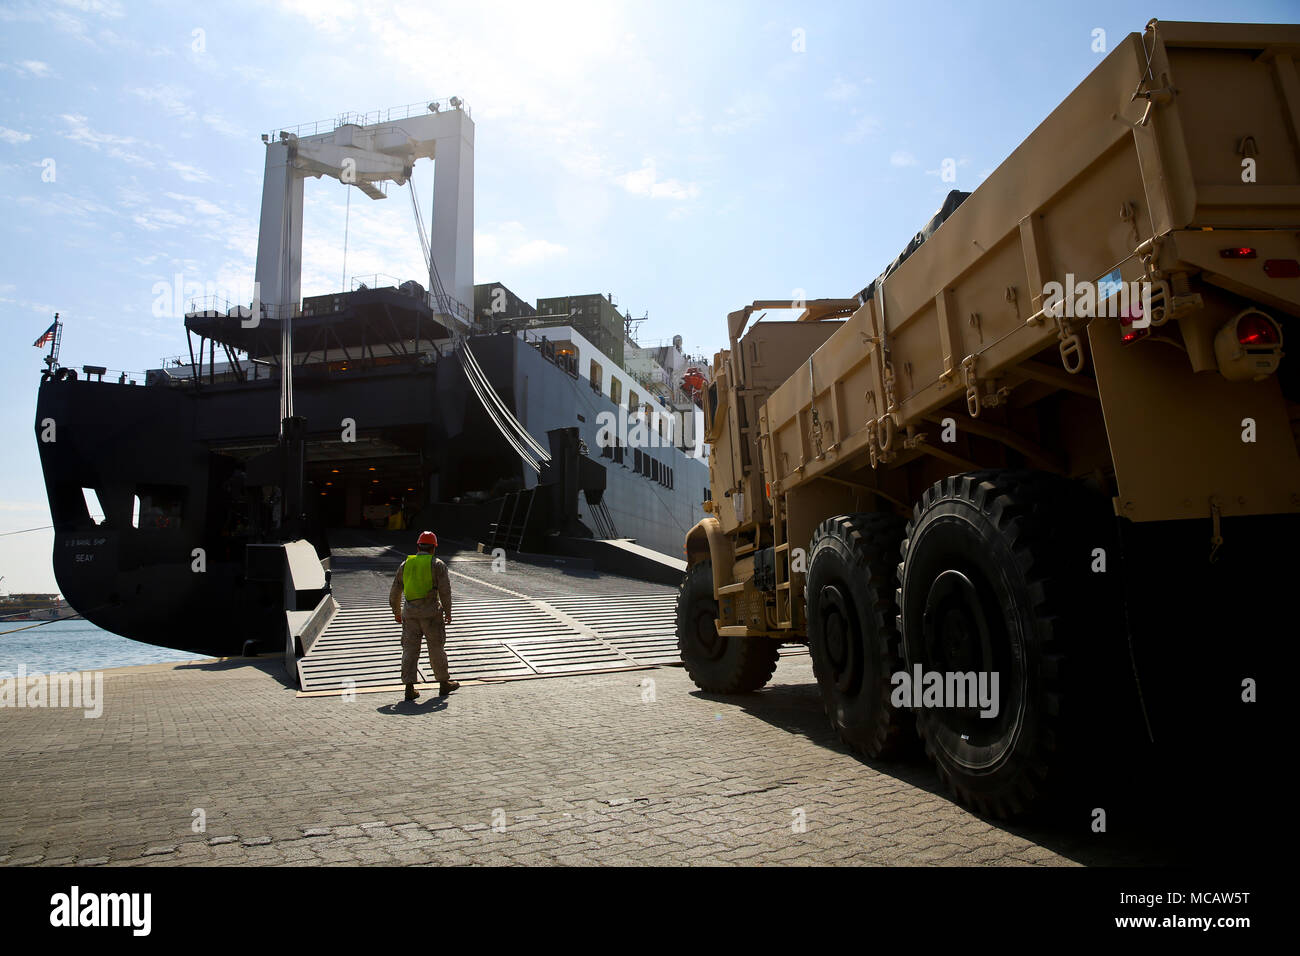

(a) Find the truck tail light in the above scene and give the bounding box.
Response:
[1219,246,1257,259]
[1119,310,1148,344]
[1264,259,1300,278]
[1215,309,1283,382]
[1236,313,1280,346]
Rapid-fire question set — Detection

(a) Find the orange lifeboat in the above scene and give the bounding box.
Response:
[680,366,708,406]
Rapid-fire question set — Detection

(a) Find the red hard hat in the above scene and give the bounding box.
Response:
[417,531,438,549]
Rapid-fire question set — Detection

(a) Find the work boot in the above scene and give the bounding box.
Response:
[404,684,420,702]
[439,680,460,697]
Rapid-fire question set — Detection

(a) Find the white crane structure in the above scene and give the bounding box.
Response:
[253,98,475,326]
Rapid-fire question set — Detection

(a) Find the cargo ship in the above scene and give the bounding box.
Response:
[32,99,712,657]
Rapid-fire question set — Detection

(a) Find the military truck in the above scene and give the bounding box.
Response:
[677,19,1299,818]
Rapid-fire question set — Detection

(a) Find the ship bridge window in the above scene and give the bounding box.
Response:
[609,378,622,407]
[628,389,638,412]
[589,359,603,394]
[133,485,185,531]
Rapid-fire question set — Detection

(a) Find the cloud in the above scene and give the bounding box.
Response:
[56,0,125,17]
[59,113,155,167]
[131,84,196,120]
[202,112,246,139]
[843,113,881,143]
[168,161,213,183]
[475,221,567,273]
[127,85,246,141]
[278,0,358,33]
[711,96,763,135]
[2,59,54,77]
[1,0,121,45]
[825,76,861,101]
[617,158,699,201]
[0,126,33,144]
[15,191,114,219]
[890,150,917,167]
[163,191,225,217]
[132,207,192,231]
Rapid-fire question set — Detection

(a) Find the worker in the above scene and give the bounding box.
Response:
[390,530,459,701]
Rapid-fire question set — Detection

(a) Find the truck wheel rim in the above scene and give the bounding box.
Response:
[820,584,859,694]
[921,566,1014,766]
[923,569,992,674]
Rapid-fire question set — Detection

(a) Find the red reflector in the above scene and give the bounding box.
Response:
[1264,258,1300,278]
[1237,315,1280,346]
[1121,328,1149,344]
[1220,247,1257,259]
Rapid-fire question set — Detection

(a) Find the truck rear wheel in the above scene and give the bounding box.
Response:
[676,560,779,693]
[897,471,1115,818]
[805,513,913,759]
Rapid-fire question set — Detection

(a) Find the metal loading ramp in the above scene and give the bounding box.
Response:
[298,594,666,693]
[298,535,807,695]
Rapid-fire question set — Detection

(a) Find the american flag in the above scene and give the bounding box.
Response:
[32,320,57,348]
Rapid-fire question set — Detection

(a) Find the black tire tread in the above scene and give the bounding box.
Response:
[897,469,1110,819]
[806,511,915,761]
[676,560,780,693]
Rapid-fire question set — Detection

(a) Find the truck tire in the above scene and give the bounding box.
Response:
[676,560,779,693]
[805,512,914,760]
[896,470,1116,818]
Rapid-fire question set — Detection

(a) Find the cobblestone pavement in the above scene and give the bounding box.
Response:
[0,651,1227,867]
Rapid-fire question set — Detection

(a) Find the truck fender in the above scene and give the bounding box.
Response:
[684,516,735,597]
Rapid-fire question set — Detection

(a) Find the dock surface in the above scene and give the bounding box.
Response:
[0,536,1245,867]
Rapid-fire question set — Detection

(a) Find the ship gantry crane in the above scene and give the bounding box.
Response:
[253,99,475,325]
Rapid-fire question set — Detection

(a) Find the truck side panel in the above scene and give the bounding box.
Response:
[763,23,1300,522]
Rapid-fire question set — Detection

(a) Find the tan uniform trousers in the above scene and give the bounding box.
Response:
[400,615,450,684]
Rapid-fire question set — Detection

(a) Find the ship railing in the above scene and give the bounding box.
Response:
[267,98,471,141]
[350,273,403,291]
[186,294,238,316]
[45,364,149,385]
[347,275,473,325]
[184,297,301,322]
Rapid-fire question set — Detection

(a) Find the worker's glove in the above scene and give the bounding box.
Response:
[394,611,403,624]
[443,610,452,625]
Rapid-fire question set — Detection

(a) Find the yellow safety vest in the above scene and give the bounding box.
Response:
[403,554,435,601]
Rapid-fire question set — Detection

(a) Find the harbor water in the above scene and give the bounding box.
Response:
[0,618,209,676]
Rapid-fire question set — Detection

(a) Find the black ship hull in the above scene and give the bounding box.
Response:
[35,330,707,656]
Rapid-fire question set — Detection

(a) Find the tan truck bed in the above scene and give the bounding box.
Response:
[761,21,1300,524]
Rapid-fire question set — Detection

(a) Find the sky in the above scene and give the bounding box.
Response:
[1,0,1295,593]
